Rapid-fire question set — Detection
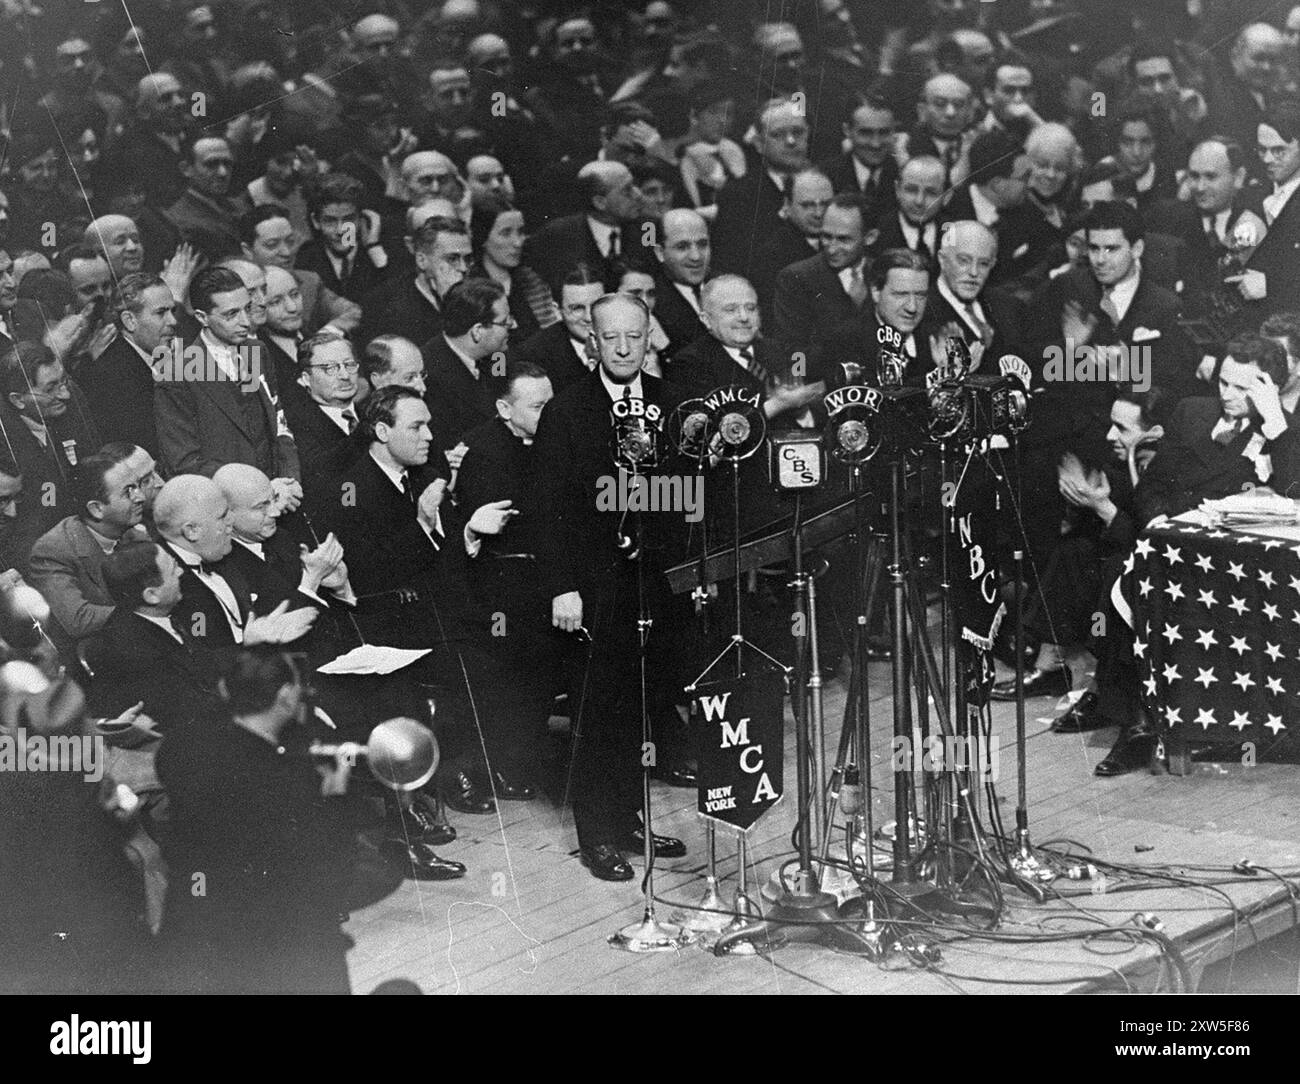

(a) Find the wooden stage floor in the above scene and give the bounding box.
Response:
[343,651,1300,995]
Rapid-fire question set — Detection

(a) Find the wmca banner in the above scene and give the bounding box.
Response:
[690,671,786,832]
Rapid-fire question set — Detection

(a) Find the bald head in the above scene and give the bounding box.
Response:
[1233,23,1286,92]
[136,72,186,131]
[658,208,710,285]
[467,33,510,71]
[406,197,460,233]
[153,475,233,563]
[401,150,461,206]
[920,73,974,139]
[896,155,947,224]
[86,214,144,276]
[215,463,279,542]
[579,161,640,222]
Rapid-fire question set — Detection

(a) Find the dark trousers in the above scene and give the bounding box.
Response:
[567,564,673,849]
[1026,530,1102,647]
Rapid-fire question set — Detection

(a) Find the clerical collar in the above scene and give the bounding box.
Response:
[599,368,643,402]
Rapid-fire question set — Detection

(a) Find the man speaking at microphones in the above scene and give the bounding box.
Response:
[533,293,690,882]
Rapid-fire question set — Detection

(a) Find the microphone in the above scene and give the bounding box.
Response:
[717,411,751,446]
[998,353,1032,391]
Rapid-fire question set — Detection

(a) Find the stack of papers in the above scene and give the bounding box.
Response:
[317,645,431,675]
[1198,493,1300,527]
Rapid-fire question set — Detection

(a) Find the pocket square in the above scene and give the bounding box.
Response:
[1012,242,1029,259]
[1132,327,1161,342]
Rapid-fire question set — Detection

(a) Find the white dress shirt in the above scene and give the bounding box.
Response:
[586,216,620,258]
[600,369,644,402]
[173,545,244,642]
[1263,172,1300,226]
[136,611,185,645]
[1102,268,1141,325]
[369,450,445,546]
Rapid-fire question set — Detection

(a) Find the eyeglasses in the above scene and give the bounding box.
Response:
[309,360,360,376]
[486,315,518,329]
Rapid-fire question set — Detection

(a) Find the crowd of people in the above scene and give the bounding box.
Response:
[4,0,1300,994]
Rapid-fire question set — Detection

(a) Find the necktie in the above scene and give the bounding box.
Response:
[738,346,766,384]
[846,265,868,308]
[167,614,188,644]
[965,302,994,348]
[342,407,358,434]
[1203,215,1219,244]
[1100,289,1120,326]
[340,255,353,283]
[1213,418,1245,446]
[608,230,620,259]
[400,472,416,505]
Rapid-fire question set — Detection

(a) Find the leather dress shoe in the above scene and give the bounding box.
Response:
[489,770,535,801]
[1094,727,1158,777]
[1051,690,1108,733]
[991,629,1039,671]
[620,826,686,858]
[380,839,467,880]
[441,770,496,815]
[653,760,697,788]
[990,666,1071,701]
[580,843,635,881]
[386,799,456,846]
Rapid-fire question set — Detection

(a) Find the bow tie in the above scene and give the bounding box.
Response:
[198,560,221,576]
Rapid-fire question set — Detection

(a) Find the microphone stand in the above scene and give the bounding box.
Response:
[611,454,686,952]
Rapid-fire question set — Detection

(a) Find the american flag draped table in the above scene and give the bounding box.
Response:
[1112,516,1300,771]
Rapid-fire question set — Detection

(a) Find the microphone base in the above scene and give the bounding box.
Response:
[609,913,688,953]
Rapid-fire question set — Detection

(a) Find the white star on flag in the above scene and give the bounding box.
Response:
[1263,602,1280,621]
[1195,554,1214,573]
[1195,628,1218,649]
[1162,623,1182,643]
[1265,715,1286,735]
[1229,636,1250,655]
[1229,711,1250,731]
[1194,667,1218,688]
[1197,589,1217,608]
[1262,539,1284,550]
[1266,676,1284,695]
[1266,642,1283,661]
[1163,545,1183,565]
[1293,610,1300,627]
[1178,525,1202,534]
[1133,639,1148,658]
[1162,663,1181,683]
[1164,581,1185,602]
[1139,578,1154,598]
[1195,708,1217,729]
[1227,562,1246,580]
[1232,671,1256,691]
[1208,530,1230,539]
[1144,676,1159,698]
[1228,596,1249,615]
[1259,569,1276,588]
[1164,705,1182,725]
[1122,554,1135,575]
[1135,538,1154,558]
[1290,575,1300,596]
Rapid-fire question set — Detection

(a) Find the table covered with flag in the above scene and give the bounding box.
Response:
[1112,515,1300,772]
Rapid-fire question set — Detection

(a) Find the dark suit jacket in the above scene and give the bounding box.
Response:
[922,283,1027,368]
[532,370,687,602]
[164,541,254,655]
[523,214,639,292]
[0,390,101,571]
[294,239,388,305]
[312,449,464,646]
[1242,185,1300,323]
[712,169,787,278]
[941,187,1060,296]
[821,152,899,221]
[75,334,159,457]
[421,335,501,449]
[773,252,864,364]
[163,188,249,261]
[869,209,953,265]
[154,338,301,480]
[750,218,820,326]
[84,608,221,731]
[512,321,593,392]
[652,273,707,357]
[1145,198,1254,307]
[359,275,443,348]
[258,332,300,396]
[281,390,356,475]
[1135,397,1300,525]
[99,124,188,206]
